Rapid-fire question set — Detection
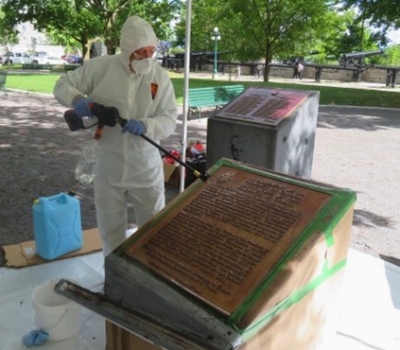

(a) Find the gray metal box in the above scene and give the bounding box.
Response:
[206,87,319,178]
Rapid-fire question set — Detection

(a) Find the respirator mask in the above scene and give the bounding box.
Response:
[132,58,152,76]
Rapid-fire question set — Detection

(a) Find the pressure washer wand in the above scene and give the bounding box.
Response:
[142,134,209,182]
[117,119,209,182]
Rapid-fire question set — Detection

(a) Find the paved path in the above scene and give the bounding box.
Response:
[1,80,399,267]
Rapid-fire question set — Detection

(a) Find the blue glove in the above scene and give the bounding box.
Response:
[122,119,145,136]
[73,97,93,118]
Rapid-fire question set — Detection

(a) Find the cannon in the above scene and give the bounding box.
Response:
[339,49,384,70]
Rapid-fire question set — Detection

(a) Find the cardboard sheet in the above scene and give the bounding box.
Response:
[163,161,180,186]
[3,228,102,268]
[106,321,162,350]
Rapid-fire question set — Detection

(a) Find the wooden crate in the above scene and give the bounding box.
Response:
[106,321,162,350]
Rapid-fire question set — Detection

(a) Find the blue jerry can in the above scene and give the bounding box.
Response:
[32,193,83,260]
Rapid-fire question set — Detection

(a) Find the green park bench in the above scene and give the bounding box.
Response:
[0,72,7,96]
[188,84,244,120]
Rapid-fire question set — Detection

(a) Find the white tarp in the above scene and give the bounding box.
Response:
[0,248,399,350]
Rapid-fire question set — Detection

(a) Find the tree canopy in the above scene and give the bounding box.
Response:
[338,0,400,46]
[176,0,339,80]
[0,0,181,57]
[1,0,399,76]
[0,6,18,47]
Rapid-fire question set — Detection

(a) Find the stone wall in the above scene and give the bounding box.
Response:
[363,67,392,85]
[203,63,397,85]
[270,66,357,82]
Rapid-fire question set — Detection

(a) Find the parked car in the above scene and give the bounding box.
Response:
[66,55,83,64]
[32,52,48,64]
[44,56,67,65]
[1,52,35,65]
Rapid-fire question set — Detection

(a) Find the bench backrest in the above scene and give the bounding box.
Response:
[0,72,7,86]
[188,85,244,107]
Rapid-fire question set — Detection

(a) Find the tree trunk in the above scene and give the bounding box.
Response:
[83,37,102,61]
[264,41,273,82]
[102,35,118,56]
[264,63,271,82]
[81,42,88,63]
[80,32,90,63]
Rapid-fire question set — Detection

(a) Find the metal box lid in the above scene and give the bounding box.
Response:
[215,87,315,125]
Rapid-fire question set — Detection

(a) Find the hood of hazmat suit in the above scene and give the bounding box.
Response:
[119,16,158,70]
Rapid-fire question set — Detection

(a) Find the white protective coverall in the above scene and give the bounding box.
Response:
[53,16,178,256]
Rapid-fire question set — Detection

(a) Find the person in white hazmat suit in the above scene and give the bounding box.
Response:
[53,16,178,256]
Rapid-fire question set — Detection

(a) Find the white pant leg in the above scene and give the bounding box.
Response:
[94,178,128,257]
[128,182,165,228]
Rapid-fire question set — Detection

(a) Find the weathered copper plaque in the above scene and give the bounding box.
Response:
[125,165,331,315]
[216,87,310,125]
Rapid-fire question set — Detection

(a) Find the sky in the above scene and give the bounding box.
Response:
[386,29,400,44]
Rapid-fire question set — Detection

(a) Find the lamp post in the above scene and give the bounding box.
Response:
[211,27,221,79]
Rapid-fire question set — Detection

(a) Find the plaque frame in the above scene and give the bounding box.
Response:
[114,158,356,336]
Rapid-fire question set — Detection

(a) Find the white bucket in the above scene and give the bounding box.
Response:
[32,279,82,341]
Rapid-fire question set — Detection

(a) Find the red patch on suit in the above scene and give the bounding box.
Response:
[151,83,158,100]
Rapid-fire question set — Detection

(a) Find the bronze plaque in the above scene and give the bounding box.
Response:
[216,87,310,125]
[125,165,331,316]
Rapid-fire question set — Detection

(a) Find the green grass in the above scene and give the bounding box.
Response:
[171,78,400,108]
[5,73,62,94]
[4,71,400,108]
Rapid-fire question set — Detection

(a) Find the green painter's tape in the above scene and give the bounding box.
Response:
[324,229,334,247]
[240,259,347,341]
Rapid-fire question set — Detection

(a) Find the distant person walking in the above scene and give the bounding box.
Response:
[235,65,241,79]
[298,62,304,79]
[293,61,304,80]
[256,64,263,79]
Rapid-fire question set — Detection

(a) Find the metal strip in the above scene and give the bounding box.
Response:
[54,279,230,350]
